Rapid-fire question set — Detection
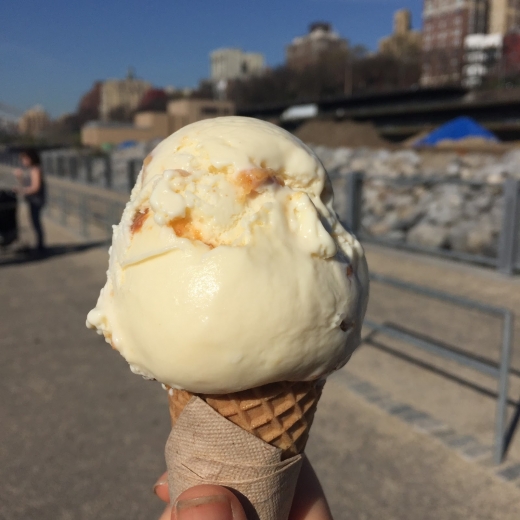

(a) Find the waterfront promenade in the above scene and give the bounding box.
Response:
[1,211,520,519]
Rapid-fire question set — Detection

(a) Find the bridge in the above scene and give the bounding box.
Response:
[238,86,520,141]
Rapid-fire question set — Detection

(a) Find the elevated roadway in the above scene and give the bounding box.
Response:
[238,86,520,141]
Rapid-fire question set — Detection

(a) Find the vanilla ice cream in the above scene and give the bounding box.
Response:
[87,117,368,393]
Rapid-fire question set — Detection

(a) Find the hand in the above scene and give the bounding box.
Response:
[13,168,24,180]
[154,457,333,520]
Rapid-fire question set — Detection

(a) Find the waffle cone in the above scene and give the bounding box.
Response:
[168,380,324,459]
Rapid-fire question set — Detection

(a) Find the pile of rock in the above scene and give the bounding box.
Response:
[312,146,520,259]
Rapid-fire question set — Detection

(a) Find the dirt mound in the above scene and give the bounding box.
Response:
[434,137,507,151]
[402,130,430,147]
[294,119,389,148]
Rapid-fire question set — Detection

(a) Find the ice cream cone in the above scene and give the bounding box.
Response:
[168,380,324,459]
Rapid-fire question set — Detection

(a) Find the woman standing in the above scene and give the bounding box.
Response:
[14,148,46,251]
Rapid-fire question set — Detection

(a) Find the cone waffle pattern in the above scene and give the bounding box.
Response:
[168,380,323,459]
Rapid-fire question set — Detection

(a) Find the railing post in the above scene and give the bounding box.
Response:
[50,153,57,176]
[85,156,93,184]
[57,155,65,177]
[69,155,78,180]
[345,171,364,236]
[494,310,514,464]
[80,193,89,238]
[127,159,137,192]
[41,153,50,176]
[104,156,112,189]
[497,178,520,275]
[60,188,67,226]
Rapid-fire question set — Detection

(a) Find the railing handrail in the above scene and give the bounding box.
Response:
[46,176,128,204]
[366,272,514,465]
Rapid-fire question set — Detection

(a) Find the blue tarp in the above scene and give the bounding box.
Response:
[117,140,138,149]
[415,117,498,146]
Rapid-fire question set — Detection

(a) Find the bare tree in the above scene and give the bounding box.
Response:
[228,48,421,108]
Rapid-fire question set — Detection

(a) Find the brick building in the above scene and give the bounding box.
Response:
[421,0,489,86]
[286,23,348,70]
[503,29,520,73]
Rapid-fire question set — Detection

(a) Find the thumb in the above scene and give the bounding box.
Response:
[172,485,248,520]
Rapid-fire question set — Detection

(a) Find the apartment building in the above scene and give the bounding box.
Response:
[286,22,348,70]
[210,48,265,82]
[422,0,520,86]
[421,0,489,86]
[463,33,503,86]
[18,105,51,137]
[379,9,422,59]
[100,71,151,121]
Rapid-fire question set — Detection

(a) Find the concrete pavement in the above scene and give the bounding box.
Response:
[1,214,520,519]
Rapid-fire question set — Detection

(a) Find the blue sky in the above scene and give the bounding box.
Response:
[0,0,422,117]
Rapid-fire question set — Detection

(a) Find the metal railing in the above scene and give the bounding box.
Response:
[41,150,116,190]
[40,150,145,194]
[342,172,520,275]
[498,178,520,274]
[365,272,515,464]
[2,155,517,463]
[2,151,520,274]
[44,177,127,240]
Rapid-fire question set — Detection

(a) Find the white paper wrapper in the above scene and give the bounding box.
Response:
[165,396,303,520]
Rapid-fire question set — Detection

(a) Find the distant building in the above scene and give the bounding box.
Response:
[210,48,265,82]
[421,0,490,86]
[502,28,520,74]
[18,105,51,137]
[286,22,348,70]
[167,98,234,132]
[463,33,503,87]
[489,0,520,34]
[378,9,422,59]
[81,113,168,148]
[81,99,234,147]
[100,69,151,121]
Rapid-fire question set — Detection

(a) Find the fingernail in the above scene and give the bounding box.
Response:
[153,479,167,496]
[176,495,233,520]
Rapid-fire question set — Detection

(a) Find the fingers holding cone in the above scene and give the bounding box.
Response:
[154,456,333,520]
[154,475,247,520]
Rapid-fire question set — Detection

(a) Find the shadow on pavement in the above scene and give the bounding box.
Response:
[0,241,108,267]
[505,402,520,459]
[363,328,520,460]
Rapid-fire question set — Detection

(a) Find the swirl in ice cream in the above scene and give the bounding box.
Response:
[87,117,369,393]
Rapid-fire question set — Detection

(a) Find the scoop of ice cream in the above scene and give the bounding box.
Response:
[87,116,368,393]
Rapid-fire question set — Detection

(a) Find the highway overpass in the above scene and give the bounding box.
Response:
[237,86,520,142]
